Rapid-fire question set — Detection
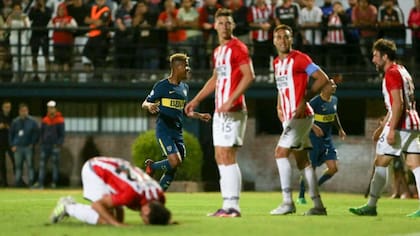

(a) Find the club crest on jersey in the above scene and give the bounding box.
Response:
[166,146,172,152]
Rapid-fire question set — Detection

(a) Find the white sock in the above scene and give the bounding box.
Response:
[304,166,324,208]
[367,166,388,207]
[65,203,99,225]
[221,164,241,211]
[411,167,420,203]
[276,158,292,204]
[218,165,226,208]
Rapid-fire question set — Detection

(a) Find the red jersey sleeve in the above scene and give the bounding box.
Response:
[231,40,251,67]
[293,51,313,73]
[111,188,138,208]
[385,68,403,91]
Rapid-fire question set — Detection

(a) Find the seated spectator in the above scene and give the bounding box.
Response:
[114,0,134,81]
[198,0,221,68]
[48,4,77,81]
[157,0,187,59]
[377,0,405,57]
[132,0,161,71]
[408,0,420,63]
[325,1,349,68]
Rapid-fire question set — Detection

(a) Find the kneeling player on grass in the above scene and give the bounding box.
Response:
[50,157,171,226]
[297,78,346,204]
[142,53,211,191]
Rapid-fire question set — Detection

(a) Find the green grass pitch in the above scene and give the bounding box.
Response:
[0,189,419,236]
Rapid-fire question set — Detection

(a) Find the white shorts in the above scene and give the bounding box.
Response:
[376,126,420,156]
[212,111,247,147]
[81,162,114,202]
[277,117,313,150]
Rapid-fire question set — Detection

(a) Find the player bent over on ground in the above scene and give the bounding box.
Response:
[50,157,171,226]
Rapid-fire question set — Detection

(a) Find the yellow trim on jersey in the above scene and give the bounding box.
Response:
[158,138,168,156]
[314,113,336,123]
[161,98,185,110]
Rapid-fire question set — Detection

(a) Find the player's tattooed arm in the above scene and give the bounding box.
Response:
[142,100,160,114]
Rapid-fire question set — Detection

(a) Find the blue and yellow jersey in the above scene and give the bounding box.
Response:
[310,95,338,137]
[146,78,189,132]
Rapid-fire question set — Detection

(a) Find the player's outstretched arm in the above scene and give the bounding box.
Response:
[334,113,346,140]
[142,100,160,114]
[187,112,212,122]
[92,195,127,227]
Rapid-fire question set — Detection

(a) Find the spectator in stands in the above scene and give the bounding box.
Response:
[351,0,377,67]
[132,0,161,71]
[273,0,300,47]
[377,0,405,57]
[33,100,65,189]
[157,0,187,57]
[299,0,323,64]
[0,100,14,187]
[66,0,91,82]
[408,0,420,63]
[247,0,273,81]
[320,0,333,40]
[0,15,12,82]
[9,103,39,187]
[177,0,205,69]
[345,0,361,65]
[83,0,111,81]
[325,1,349,68]
[198,0,221,68]
[6,2,31,82]
[114,0,134,81]
[48,3,77,81]
[28,0,52,82]
[227,0,251,50]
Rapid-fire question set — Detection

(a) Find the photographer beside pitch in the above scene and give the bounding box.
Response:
[50,157,171,226]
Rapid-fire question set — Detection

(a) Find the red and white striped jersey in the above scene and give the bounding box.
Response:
[247,4,272,41]
[88,157,165,210]
[273,50,318,121]
[213,37,252,112]
[383,63,420,130]
[326,14,345,44]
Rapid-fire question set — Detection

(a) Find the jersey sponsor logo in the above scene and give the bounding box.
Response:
[161,98,185,110]
[314,113,335,123]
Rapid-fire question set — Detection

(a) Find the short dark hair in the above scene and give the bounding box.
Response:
[372,38,397,61]
[274,24,293,36]
[18,103,28,109]
[148,201,171,225]
[215,8,232,18]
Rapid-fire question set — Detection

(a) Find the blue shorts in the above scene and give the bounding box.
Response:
[156,129,185,160]
[309,134,337,167]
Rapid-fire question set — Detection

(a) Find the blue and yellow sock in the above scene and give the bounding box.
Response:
[151,159,173,172]
[318,173,333,186]
[160,169,177,191]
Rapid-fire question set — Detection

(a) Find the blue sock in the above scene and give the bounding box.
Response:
[151,159,173,172]
[318,174,333,186]
[298,177,306,199]
[160,169,176,191]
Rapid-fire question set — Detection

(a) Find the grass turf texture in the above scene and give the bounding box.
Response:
[1,190,419,236]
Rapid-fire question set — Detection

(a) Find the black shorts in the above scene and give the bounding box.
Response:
[53,44,73,65]
[30,35,49,57]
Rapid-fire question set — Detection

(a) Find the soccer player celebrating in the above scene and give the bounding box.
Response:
[349,39,420,217]
[50,157,171,226]
[270,24,330,216]
[297,77,346,204]
[184,8,255,217]
[142,53,211,191]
